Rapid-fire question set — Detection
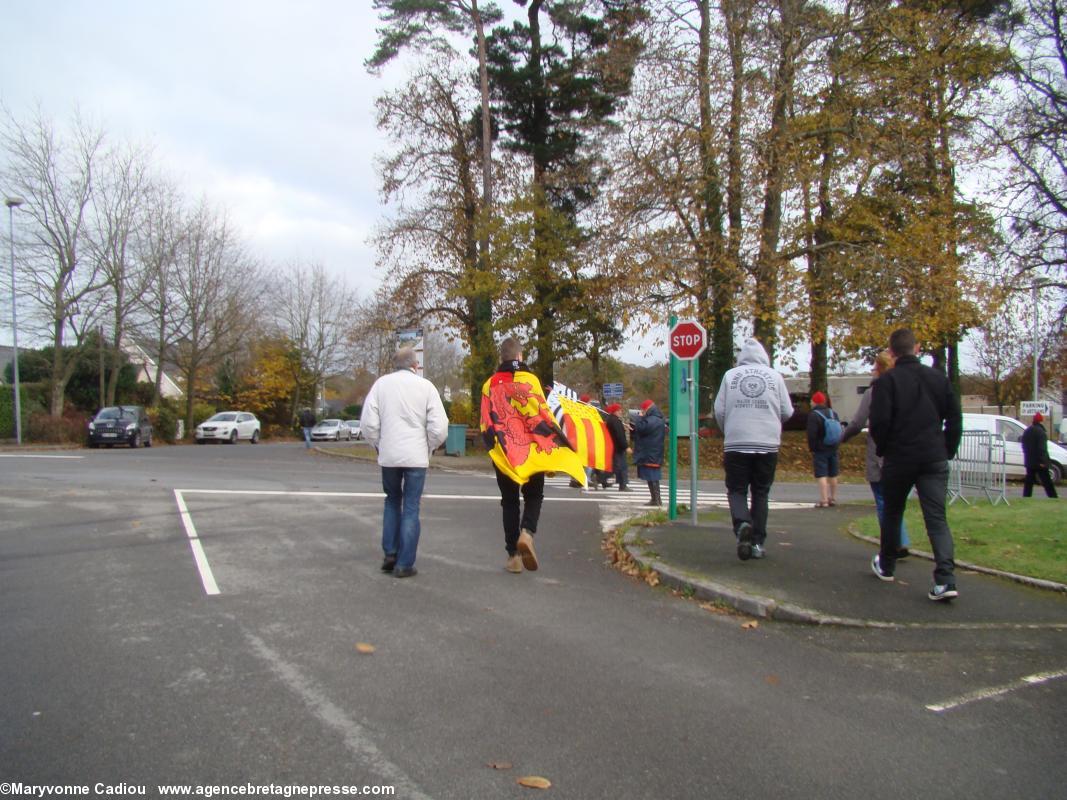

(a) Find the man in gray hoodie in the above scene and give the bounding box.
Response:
[713,339,794,561]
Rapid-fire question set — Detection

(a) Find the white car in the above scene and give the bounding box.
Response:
[310,419,351,441]
[344,420,362,440]
[961,413,1066,483]
[195,411,261,444]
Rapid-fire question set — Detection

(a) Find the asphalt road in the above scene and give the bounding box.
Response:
[1,442,1064,799]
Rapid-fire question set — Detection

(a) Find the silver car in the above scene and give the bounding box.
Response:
[310,419,351,441]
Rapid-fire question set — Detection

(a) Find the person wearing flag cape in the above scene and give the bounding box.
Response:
[480,337,586,574]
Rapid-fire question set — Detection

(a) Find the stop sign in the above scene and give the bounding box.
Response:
[669,320,707,360]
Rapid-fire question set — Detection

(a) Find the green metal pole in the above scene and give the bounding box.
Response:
[689,356,699,525]
[668,316,677,520]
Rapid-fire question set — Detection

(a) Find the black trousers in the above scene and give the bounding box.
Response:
[723,451,778,545]
[612,451,629,488]
[880,459,955,585]
[494,465,545,555]
[1023,467,1058,498]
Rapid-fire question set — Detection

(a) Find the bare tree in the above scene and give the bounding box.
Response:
[1,108,110,416]
[133,177,188,406]
[169,200,258,431]
[89,140,154,405]
[269,261,358,421]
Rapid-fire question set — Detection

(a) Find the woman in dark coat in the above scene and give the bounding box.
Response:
[632,399,666,506]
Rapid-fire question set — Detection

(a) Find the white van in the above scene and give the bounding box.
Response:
[961,413,1067,483]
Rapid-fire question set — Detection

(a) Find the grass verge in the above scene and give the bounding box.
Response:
[854,501,1066,584]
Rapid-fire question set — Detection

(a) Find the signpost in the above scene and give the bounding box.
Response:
[1020,400,1051,418]
[668,319,707,524]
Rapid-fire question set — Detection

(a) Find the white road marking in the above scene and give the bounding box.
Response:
[173,490,220,596]
[926,669,1067,713]
[244,632,432,800]
[0,454,84,459]
[175,487,808,508]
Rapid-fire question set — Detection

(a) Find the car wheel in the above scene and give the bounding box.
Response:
[1050,462,1064,484]
[196,438,205,444]
[251,430,260,444]
[88,442,99,449]
[129,432,140,449]
[229,430,239,444]
[144,433,152,448]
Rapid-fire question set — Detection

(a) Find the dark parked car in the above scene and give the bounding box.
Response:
[88,405,153,448]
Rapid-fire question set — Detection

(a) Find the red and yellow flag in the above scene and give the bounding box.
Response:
[480,370,587,486]
[552,392,614,472]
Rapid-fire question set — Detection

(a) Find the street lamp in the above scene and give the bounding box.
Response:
[1032,278,1052,403]
[5,197,23,445]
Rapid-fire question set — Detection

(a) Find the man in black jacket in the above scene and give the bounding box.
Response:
[1021,412,1059,498]
[869,328,963,601]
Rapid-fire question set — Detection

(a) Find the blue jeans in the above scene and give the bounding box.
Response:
[381,467,428,569]
[303,427,312,448]
[869,481,910,547]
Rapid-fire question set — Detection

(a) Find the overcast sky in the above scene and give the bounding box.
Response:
[1,1,395,285]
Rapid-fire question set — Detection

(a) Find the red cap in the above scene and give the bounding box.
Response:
[579,394,590,403]
[640,399,654,411]
[1033,412,1044,423]
[605,403,622,414]
[811,391,827,406]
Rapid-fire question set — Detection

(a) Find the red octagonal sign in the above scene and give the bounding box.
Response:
[669,320,707,360]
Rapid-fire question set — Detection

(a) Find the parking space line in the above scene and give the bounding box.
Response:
[0,454,84,459]
[925,668,1067,713]
[173,490,220,596]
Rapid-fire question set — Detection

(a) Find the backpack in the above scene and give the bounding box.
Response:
[813,408,842,447]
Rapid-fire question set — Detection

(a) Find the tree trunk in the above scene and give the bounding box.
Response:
[752,0,803,361]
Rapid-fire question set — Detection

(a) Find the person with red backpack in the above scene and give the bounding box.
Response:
[807,391,842,507]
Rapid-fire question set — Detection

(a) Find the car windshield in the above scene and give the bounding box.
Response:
[208,413,238,422]
[96,407,137,421]
[317,420,339,428]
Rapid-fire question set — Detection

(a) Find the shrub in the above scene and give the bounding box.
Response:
[449,397,473,426]
[264,423,290,440]
[27,409,88,444]
[150,404,179,443]
[0,386,36,439]
[192,402,217,428]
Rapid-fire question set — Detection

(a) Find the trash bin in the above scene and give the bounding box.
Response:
[446,424,468,456]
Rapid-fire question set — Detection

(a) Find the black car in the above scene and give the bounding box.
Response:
[88,405,153,448]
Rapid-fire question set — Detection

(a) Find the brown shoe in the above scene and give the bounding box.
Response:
[517,529,539,571]
[505,555,523,574]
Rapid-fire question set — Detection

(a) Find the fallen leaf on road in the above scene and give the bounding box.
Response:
[778,542,792,547]
[741,620,759,630]
[517,776,552,789]
[486,761,512,770]
[765,675,780,685]
[355,643,376,654]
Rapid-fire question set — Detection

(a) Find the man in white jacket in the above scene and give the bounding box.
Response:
[713,338,794,561]
[360,348,448,578]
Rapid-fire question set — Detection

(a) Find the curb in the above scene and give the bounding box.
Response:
[846,528,1067,594]
[620,528,877,627]
[621,526,1067,630]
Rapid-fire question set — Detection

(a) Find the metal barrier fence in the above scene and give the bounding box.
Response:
[949,431,1008,506]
